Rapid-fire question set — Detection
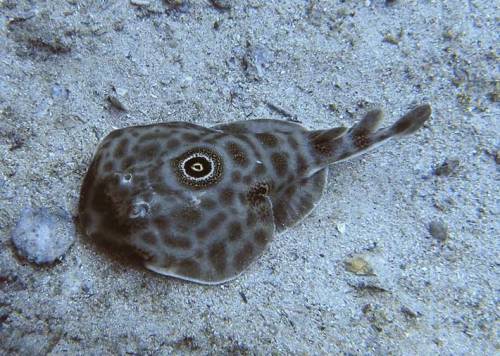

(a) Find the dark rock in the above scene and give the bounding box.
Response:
[434,158,460,176]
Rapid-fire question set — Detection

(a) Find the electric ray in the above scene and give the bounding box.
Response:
[79,104,431,284]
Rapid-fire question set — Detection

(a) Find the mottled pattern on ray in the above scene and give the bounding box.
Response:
[79,104,431,285]
[212,119,328,232]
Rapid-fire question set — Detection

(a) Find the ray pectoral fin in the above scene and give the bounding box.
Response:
[143,195,276,285]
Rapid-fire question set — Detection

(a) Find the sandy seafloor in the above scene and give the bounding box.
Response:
[0,0,498,354]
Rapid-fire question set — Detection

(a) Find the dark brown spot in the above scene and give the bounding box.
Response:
[195,227,208,240]
[271,152,288,176]
[227,221,242,241]
[254,228,269,245]
[209,242,227,273]
[175,207,202,223]
[177,259,200,278]
[242,175,253,185]
[231,171,242,182]
[255,164,266,175]
[141,231,156,245]
[148,164,162,182]
[234,242,254,271]
[201,198,216,209]
[166,138,180,150]
[246,182,270,206]
[103,161,114,172]
[225,141,248,167]
[314,141,332,155]
[256,133,278,147]
[219,188,234,205]
[121,156,136,170]
[296,153,308,174]
[206,211,227,232]
[153,215,170,230]
[284,185,297,197]
[114,138,129,158]
[182,133,200,142]
[162,233,192,249]
[353,134,370,149]
[139,132,170,143]
[246,210,257,227]
[138,143,161,160]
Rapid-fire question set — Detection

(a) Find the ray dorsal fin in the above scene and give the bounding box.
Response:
[308,126,348,144]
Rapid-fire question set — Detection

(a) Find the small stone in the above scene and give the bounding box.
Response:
[130,0,150,6]
[383,33,399,45]
[344,256,375,276]
[401,306,418,318]
[107,95,127,111]
[209,0,231,11]
[335,221,346,234]
[428,220,449,242]
[328,103,338,112]
[434,158,460,176]
[11,207,75,264]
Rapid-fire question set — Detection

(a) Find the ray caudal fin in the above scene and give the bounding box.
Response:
[308,104,431,171]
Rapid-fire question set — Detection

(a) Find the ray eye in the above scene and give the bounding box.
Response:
[173,148,223,189]
[184,156,211,178]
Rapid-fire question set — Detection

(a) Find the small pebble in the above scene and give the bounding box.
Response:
[11,207,75,264]
[401,306,418,318]
[107,95,127,111]
[434,158,460,176]
[344,256,375,276]
[209,0,231,11]
[51,84,69,99]
[130,0,150,6]
[383,33,400,45]
[428,220,449,242]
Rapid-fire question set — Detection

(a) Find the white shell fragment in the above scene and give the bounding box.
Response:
[11,206,75,264]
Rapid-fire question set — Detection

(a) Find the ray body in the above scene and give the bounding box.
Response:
[79,105,431,284]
